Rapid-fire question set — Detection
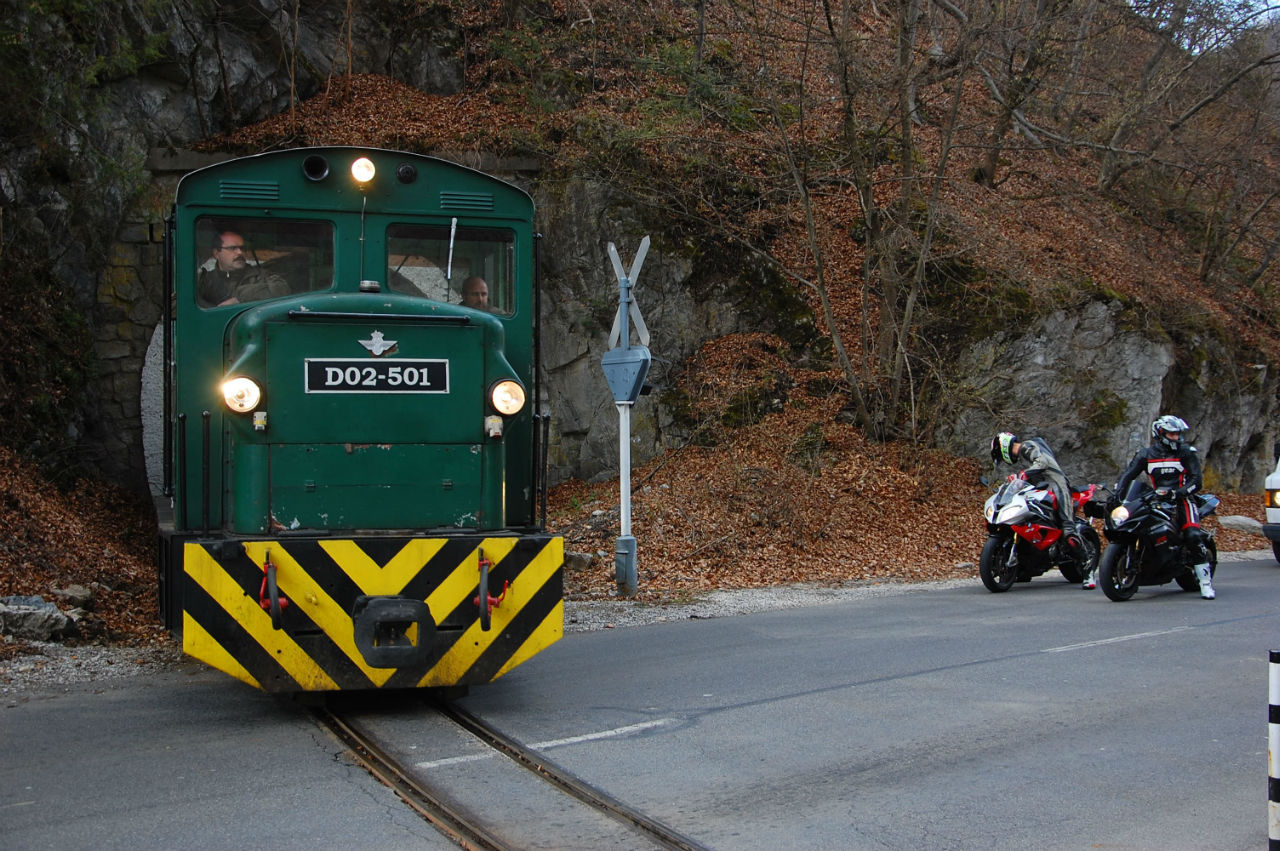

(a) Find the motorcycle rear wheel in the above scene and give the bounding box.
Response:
[979,534,1017,592]
[1174,571,1199,592]
[1058,524,1101,583]
[1099,541,1139,601]
[1174,537,1218,592]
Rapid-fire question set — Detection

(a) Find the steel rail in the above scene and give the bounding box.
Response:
[320,699,707,851]
[430,698,707,851]
[315,708,510,851]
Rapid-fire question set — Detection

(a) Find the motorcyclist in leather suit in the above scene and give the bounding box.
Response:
[991,432,1092,587]
[1114,414,1214,599]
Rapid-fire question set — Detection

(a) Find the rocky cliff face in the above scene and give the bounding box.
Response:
[7,0,1276,496]
[532,179,753,482]
[937,300,1276,489]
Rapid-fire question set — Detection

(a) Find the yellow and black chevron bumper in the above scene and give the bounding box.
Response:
[178,534,563,692]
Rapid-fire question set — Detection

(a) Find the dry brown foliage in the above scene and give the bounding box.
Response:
[0,447,167,659]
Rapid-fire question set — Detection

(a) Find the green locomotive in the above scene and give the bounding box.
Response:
[156,147,562,692]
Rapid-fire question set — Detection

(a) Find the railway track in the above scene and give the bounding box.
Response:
[315,697,705,850]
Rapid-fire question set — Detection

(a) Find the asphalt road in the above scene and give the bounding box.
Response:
[462,554,1278,850]
[4,554,1277,850]
[0,670,453,850]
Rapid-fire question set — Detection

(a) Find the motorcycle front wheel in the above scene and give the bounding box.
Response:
[979,534,1017,592]
[1098,541,1139,601]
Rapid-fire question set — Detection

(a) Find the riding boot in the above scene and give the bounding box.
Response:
[1063,530,1095,588]
[1193,562,1216,599]
[1082,566,1098,590]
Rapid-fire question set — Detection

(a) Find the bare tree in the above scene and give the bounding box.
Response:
[1088,1,1280,189]
[970,0,1073,187]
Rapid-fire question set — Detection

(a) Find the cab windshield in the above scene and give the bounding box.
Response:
[386,224,515,316]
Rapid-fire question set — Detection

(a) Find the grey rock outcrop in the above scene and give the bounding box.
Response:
[1218,515,1264,536]
[938,300,1276,488]
[534,180,748,483]
[50,585,95,611]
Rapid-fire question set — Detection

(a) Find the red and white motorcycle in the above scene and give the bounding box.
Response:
[979,472,1104,592]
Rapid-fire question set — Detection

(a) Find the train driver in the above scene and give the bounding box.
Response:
[198,230,290,307]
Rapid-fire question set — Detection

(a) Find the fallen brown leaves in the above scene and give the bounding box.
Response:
[0,447,167,660]
[199,75,551,156]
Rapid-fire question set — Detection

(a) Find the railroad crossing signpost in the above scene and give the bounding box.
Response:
[600,236,652,596]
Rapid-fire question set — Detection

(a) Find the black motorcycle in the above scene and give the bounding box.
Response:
[1096,482,1219,601]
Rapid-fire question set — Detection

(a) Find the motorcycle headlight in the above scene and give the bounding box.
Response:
[995,505,1022,525]
[1110,505,1130,524]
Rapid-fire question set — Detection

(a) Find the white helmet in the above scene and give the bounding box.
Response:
[1151,415,1189,453]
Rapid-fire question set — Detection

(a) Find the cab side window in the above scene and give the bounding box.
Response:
[195,218,334,308]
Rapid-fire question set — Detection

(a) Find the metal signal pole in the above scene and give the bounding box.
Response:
[600,237,652,596]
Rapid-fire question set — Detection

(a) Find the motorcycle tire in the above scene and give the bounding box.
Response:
[1058,524,1101,584]
[1174,571,1199,592]
[979,534,1017,592]
[1175,538,1218,592]
[1098,541,1139,601]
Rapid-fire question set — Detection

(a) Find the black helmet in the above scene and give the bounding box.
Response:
[991,432,1018,464]
[1151,415,1189,453]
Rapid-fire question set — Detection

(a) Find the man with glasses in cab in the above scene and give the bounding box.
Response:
[198,229,289,307]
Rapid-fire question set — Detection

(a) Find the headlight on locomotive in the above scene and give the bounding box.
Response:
[490,380,526,416]
[351,156,376,184]
[221,377,262,413]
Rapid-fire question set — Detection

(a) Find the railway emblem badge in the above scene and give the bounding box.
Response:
[359,330,397,356]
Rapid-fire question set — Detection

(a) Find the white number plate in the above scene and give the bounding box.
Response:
[304,358,449,393]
